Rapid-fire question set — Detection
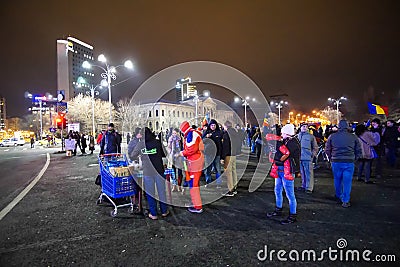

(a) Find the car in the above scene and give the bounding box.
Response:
[0,139,18,147]
[10,137,25,146]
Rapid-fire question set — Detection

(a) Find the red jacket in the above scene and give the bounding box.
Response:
[266,134,294,181]
[182,129,204,173]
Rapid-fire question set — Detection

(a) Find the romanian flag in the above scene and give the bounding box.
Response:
[368,102,389,116]
[202,113,210,127]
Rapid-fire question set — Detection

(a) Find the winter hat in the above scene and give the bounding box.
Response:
[180,121,191,134]
[338,120,348,129]
[108,123,115,128]
[281,124,295,136]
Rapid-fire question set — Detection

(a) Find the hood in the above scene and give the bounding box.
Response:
[338,120,349,130]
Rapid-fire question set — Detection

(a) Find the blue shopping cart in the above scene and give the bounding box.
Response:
[96,153,141,217]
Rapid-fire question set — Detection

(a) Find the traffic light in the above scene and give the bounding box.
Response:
[56,113,67,129]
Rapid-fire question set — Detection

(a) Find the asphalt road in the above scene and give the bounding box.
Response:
[0,148,399,266]
[0,145,58,211]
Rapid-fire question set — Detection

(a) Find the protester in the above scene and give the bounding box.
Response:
[127,127,143,213]
[179,121,204,213]
[167,128,184,192]
[126,132,131,145]
[96,131,104,145]
[88,134,95,154]
[221,121,241,196]
[370,118,384,178]
[382,120,399,168]
[297,122,318,193]
[325,120,362,208]
[100,123,122,155]
[202,119,223,187]
[252,127,263,162]
[130,127,168,220]
[80,133,87,154]
[266,124,300,225]
[30,137,35,148]
[355,124,380,184]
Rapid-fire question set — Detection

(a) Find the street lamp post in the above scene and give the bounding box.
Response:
[271,100,288,126]
[328,96,347,124]
[193,90,210,126]
[76,78,108,136]
[235,96,255,127]
[83,54,133,123]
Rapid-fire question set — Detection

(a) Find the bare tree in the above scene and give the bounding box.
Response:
[115,98,143,133]
[67,94,111,133]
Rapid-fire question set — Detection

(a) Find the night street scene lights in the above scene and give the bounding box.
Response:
[270,100,288,126]
[24,92,54,140]
[234,96,255,127]
[76,77,108,136]
[328,96,347,124]
[82,54,134,123]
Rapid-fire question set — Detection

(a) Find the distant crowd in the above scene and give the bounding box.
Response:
[94,117,400,224]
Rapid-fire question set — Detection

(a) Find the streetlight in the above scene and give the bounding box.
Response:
[76,77,108,136]
[25,92,52,140]
[328,96,347,124]
[270,100,288,126]
[193,90,210,126]
[82,54,133,123]
[235,96,255,127]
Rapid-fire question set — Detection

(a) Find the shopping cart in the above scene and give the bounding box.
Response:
[96,153,141,217]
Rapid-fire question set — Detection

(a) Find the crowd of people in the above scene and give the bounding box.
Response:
[95,117,399,224]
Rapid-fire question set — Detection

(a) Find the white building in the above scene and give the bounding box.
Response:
[133,96,241,132]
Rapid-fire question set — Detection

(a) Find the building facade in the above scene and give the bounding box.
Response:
[57,37,94,101]
[132,97,241,132]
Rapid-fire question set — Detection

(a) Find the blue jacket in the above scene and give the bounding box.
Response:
[100,130,121,154]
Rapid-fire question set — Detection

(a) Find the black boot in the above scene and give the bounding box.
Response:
[280,213,297,225]
[267,207,283,218]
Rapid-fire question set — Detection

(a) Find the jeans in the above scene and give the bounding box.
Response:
[386,147,396,168]
[143,175,168,216]
[300,160,314,191]
[331,162,354,203]
[205,155,221,185]
[358,159,372,182]
[274,166,297,214]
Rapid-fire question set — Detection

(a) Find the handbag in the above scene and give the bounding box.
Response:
[370,146,378,159]
[359,136,378,159]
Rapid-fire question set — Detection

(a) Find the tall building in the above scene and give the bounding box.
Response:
[175,77,197,102]
[57,37,94,101]
[0,96,6,130]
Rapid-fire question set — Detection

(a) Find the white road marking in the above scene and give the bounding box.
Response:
[11,156,21,159]
[0,153,50,221]
[4,149,9,152]
[88,163,98,167]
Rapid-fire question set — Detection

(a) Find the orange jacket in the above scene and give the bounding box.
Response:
[182,129,204,172]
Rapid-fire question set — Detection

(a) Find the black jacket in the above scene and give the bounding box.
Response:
[221,127,241,158]
[131,134,165,177]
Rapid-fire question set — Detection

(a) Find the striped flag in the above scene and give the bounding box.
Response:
[367,102,388,116]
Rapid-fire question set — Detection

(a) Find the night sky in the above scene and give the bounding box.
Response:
[1,0,399,120]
